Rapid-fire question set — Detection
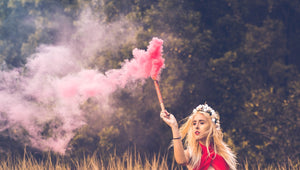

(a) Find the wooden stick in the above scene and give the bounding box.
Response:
[153,80,165,111]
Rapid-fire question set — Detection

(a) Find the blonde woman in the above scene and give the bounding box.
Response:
[160,104,237,170]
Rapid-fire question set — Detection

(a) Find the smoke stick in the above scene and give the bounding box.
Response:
[153,80,165,111]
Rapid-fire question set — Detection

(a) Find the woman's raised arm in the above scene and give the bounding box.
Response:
[160,110,189,165]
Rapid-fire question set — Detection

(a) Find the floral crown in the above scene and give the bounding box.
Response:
[192,103,221,130]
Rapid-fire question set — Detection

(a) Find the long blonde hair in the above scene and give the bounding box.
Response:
[179,108,237,170]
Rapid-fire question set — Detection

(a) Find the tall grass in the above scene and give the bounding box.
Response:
[0,150,299,170]
[0,150,183,170]
[242,159,300,170]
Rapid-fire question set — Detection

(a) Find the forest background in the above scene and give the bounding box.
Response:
[0,0,299,168]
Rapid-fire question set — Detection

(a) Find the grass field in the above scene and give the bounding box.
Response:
[0,151,299,170]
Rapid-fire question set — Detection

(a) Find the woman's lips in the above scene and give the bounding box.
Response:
[195,131,200,135]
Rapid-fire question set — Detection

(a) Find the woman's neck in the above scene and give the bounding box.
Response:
[198,139,208,146]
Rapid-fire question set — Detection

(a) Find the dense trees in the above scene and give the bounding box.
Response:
[1,0,299,166]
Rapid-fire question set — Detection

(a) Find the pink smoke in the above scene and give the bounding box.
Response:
[0,34,165,153]
[56,37,164,101]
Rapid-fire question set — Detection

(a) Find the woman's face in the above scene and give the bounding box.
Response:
[192,113,211,144]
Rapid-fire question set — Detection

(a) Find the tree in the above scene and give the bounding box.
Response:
[206,17,299,164]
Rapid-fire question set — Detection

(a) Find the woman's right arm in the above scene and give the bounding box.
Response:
[160,110,189,165]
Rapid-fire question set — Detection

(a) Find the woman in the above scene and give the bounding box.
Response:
[160,103,237,170]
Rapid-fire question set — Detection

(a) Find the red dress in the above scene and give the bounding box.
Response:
[193,143,229,170]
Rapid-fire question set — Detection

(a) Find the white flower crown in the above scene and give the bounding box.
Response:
[192,103,221,130]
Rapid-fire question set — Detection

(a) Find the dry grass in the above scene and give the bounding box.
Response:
[0,150,182,170]
[0,151,299,170]
[241,158,300,170]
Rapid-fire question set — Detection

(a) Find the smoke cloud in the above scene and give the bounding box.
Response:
[0,8,164,154]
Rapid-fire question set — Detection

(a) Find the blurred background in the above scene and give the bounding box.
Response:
[0,0,299,168]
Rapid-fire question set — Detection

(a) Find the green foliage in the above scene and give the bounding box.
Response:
[206,16,299,163]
